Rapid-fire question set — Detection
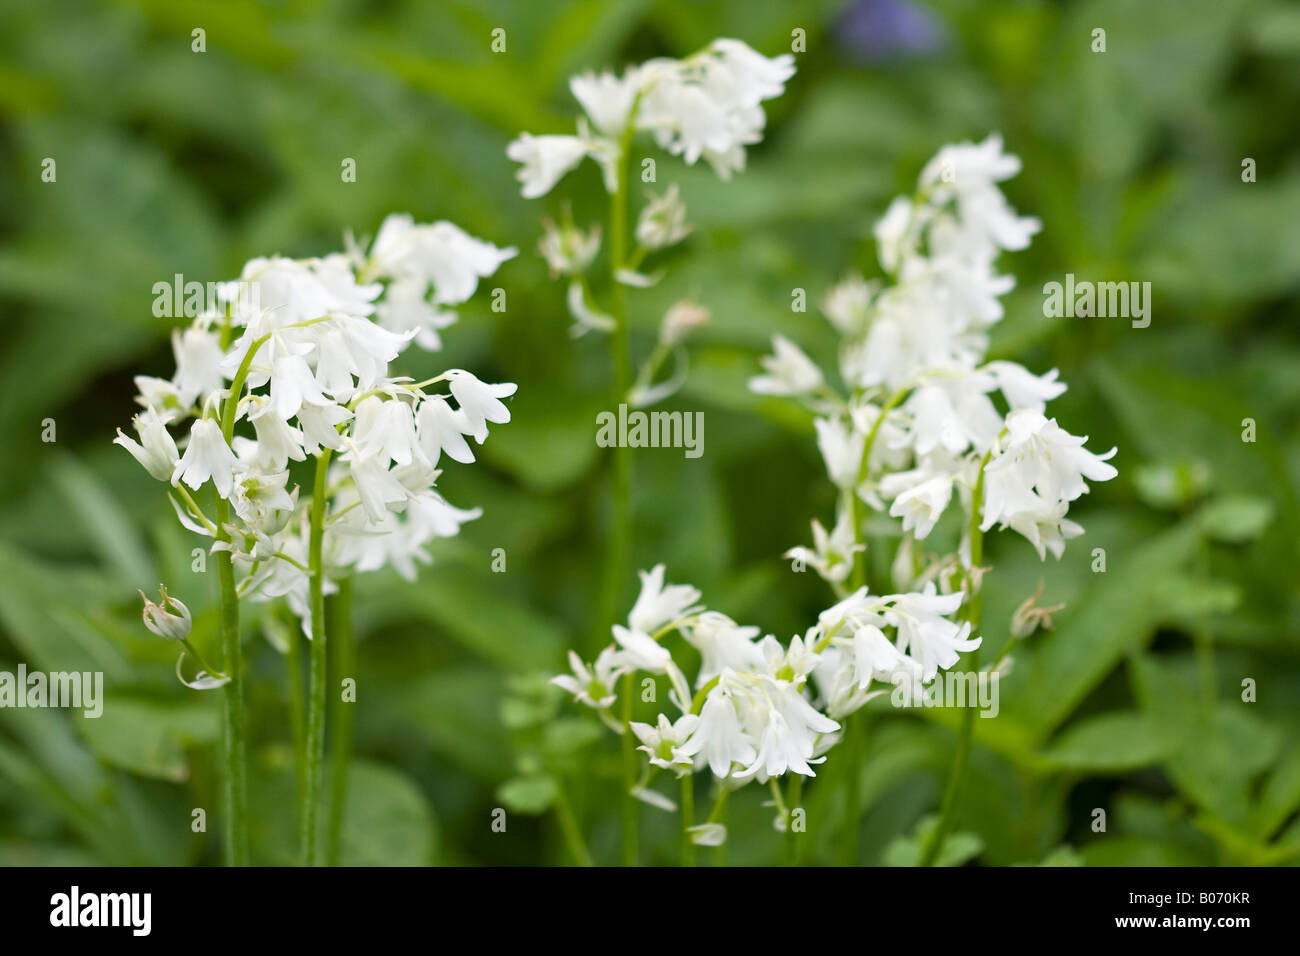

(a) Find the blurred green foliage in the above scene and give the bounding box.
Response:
[1,0,1298,866]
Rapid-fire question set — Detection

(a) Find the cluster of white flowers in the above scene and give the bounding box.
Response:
[507,38,796,198]
[752,134,1117,565]
[506,38,792,356]
[553,567,831,810]
[551,137,1118,841]
[552,563,982,839]
[116,215,518,646]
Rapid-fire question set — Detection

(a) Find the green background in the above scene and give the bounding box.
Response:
[0,0,1298,865]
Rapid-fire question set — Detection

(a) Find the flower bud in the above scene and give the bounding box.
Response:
[538,216,600,277]
[636,184,691,250]
[113,411,179,482]
[659,300,710,347]
[1010,583,1065,639]
[140,585,192,641]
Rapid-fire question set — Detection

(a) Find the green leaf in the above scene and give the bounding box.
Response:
[1246,1,1300,53]
[0,708,184,864]
[1140,172,1300,305]
[0,544,132,679]
[1012,845,1084,866]
[390,668,509,780]
[1093,359,1298,541]
[78,696,219,782]
[1081,836,1209,867]
[1130,654,1284,826]
[372,566,566,671]
[1041,712,1179,771]
[497,774,559,815]
[478,390,605,491]
[0,842,101,866]
[1006,522,1201,739]
[500,694,555,731]
[535,0,652,90]
[1198,495,1275,544]
[884,815,983,867]
[1153,574,1241,628]
[338,761,438,866]
[1035,845,1084,867]
[542,717,603,756]
[1132,459,1211,511]
[1252,743,1300,840]
[48,451,156,589]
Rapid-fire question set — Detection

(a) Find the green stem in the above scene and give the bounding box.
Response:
[553,783,594,867]
[707,786,729,866]
[595,104,644,658]
[987,632,1018,672]
[620,672,637,866]
[706,785,729,823]
[785,774,803,866]
[326,576,355,866]
[769,778,790,822]
[595,113,638,656]
[221,337,267,442]
[178,637,225,682]
[174,484,217,533]
[302,449,332,865]
[849,386,909,589]
[629,342,670,401]
[204,325,324,866]
[681,774,696,867]
[602,123,640,868]
[210,341,261,868]
[213,498,248,867]
[919,455,989,867]
[287,608,306,814]
[921,702,975,867]
[838,713,865,865]
[689,676,720,714]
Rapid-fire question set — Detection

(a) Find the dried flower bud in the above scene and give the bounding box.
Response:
[659,300,710,347]
[140,585,192,641]
[1010,582,1065,639]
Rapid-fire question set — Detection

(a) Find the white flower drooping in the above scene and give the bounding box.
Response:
[507,39,795,198]
[119,215,518,659]
[751,134,1115,566]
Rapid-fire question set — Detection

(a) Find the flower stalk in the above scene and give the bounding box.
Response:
[553,783,594,867]
[287,609,307,809]
[213,343,261,868]
[681,774,696,867]
[920,456,988,867]
[619,671,638,866]
[326,576,355,866]
[213,500,248,867]
[302,448,332,866]
[598,123,634,655]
